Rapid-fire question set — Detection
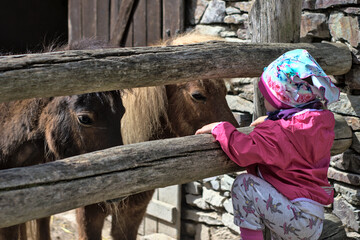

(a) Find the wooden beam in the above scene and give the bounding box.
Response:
[0,42,351,103]
[0,115,352,228]
[110,0,138,46]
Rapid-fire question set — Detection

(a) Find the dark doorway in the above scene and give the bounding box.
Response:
[0,0,68,54]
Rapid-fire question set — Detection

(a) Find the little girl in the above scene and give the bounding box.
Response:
[195,49,339,240]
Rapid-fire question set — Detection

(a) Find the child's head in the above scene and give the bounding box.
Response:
[259,49,340,110]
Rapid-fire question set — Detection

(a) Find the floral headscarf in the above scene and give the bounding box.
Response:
[258,49,340,109]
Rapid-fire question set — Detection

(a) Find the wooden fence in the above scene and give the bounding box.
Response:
[0,42,351,102]
[0,42,353,228]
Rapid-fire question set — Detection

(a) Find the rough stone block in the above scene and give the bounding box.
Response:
[301,12,330,40]
[225,6,241,15]
[328,93,360,117]
[186,194,211,210]
[194,25,227,36]
[210,179,221,191]
[333,196,360,232]
[226,95,254,114]
[203,187,226,208]
[329,12,360,47]
[228,79,254,102]
[229,1,253,13]
[346,231,360,239]
[302,0,316,9]
[203,176,218,183]
[183,208,223,226]
[345,116,360,131]
[316,0,360,9]
[195,0,209,24]
[352,132,360,154]
[220,175,235,192]
[223,198,234,215]
[224,14,247,24]
[200,0,226,24]
[236,27,250,40]
[345,64,360,90]
[223,191,231,197]
[330,149,360,174]
[185,181,202,195]
[221,212,240,234]
[343,7,360,15]
[334,182,360,205]
[210,226,240,240]
[186,0,208,25]
[319,213,347,240]
[328,167,360,186]
[220,31,237,38]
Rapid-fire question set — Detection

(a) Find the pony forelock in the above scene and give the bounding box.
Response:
[121,32,225,144]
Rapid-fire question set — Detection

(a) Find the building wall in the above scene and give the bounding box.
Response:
[181,1,360,239]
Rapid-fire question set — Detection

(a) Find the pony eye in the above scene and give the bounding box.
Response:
[191,92,207,102]
[77,115,93,125]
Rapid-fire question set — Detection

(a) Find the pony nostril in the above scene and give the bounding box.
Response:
[191,92,207,102]
[77,115,93,125]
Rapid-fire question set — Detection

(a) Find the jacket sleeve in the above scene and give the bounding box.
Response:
[211,121,288,168]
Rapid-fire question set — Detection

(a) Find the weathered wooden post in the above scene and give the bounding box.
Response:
[249,0,302,119]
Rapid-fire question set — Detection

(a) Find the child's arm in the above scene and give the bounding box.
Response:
[211,121,284,168]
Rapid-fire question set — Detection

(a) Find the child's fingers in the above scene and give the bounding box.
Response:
[195,122,220,135]
[250,116,267,127]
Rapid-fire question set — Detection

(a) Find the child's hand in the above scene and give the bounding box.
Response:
[195,122,221,135]
[250,116,267,127]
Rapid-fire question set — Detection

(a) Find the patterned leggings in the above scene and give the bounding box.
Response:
[231,173,324,240]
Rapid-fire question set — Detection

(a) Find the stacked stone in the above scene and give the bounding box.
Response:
[302,1,360,239]
[186,0,252,41]
[182,0,360,239]
[329,96,360,239]
[182,173,244,240]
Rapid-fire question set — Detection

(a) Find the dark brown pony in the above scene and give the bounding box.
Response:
[0,43,125,240]
[77,33,240,240]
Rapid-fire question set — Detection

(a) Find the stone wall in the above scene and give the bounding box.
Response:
[181,0,360,239]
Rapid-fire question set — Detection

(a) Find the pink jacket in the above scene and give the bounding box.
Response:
[212,109,335,205]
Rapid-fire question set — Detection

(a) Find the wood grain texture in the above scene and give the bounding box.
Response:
[146,0,161,46]
[249,0,302,43]
[0,42,351,103]
[0,118,352,228]
[96,0,110,41]
[68,0,82,44]
[110,0,137,46]
[133,0,146,47]
[163,0,184,40]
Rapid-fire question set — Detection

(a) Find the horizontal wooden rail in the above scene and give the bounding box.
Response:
[0,114,352,228]
[0,42,351,102]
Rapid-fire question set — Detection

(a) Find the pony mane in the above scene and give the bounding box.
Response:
[121,32,225,144]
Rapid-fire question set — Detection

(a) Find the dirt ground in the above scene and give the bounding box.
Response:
[50,210,174,240]
[50,210,111,240]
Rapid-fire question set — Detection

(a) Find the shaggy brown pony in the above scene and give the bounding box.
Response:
[0,41,125,240]
[77,32,239,240]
